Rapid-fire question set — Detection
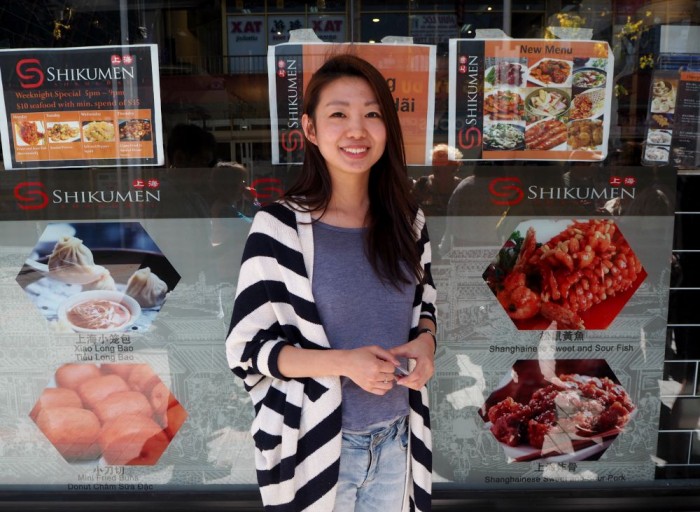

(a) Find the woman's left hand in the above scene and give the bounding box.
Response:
[388,333,435,390]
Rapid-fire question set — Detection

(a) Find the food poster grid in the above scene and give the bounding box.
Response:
[268,42,436,166]
[642,67,700,169]
[0,44,164,170]
[448,38,614,162]
[428,166,675,484]
[0,165,676,489]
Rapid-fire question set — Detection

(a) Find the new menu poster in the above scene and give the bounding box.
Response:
[0,44,164,170]
[268,42,436,165]
[448,39,614,162]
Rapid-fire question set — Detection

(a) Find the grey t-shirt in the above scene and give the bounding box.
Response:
[312,221,412,432]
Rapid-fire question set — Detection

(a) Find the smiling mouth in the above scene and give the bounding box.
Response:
[342,147,368,155]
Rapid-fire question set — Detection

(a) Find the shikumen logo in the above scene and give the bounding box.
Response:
[16,59,45,89]
[489,175,638,206]
[489,177,524,206]
[457,125,482,150]
[280,129,304,153]
[14,182,49,210]
[14,180,161,210]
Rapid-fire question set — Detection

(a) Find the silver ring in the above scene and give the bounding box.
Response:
[383,377,388,384]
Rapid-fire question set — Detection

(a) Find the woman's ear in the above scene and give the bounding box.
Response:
[302,114,317,145]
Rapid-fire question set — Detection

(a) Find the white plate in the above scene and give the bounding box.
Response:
[528,58,573,87]
[644,145,669,162]
[646,129,672,145]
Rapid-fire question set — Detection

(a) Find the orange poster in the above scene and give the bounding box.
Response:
[269,42,436,166]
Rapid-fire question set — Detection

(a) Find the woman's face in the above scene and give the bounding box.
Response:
[302,76,387,182]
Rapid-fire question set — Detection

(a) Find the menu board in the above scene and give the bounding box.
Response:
[643,68,700,168]
[448,39,614,162]
[268,42,436,165]
[0,44,164,170]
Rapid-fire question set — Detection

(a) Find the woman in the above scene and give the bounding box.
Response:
[226,53,437,512]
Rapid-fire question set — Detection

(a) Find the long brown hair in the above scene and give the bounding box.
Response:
[284,52,423,286]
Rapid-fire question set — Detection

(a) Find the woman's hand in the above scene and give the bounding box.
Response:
[388,333,435,390]
[341,345,400,395]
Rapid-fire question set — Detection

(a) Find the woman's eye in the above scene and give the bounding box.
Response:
[330,112,345,118]
[366,111,382,119]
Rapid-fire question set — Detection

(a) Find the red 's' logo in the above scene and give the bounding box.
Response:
[16,59,44,89]
[14,182,49,210]
[250,178,284,204]
[489,177,524,206]
[281,130,304,152]
[457,126,482,150]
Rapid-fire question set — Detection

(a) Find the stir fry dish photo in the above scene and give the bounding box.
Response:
[484,90,525,121]
[482,360,636,462]
[119,119,153,141]
[483,219,646,330]
[528,58,572,86]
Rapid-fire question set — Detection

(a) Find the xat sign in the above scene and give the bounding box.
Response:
[311,20,342,32]
[16,59,45,89]
[231,20,262,33]
[489,177,524,206]
[14,182,49,210]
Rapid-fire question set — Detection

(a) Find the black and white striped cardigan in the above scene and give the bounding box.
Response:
[226,200,437,512]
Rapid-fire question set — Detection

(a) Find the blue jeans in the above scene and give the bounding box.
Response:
[334,416,409,512]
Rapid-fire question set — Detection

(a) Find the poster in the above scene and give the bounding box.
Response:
[448,39,614,162]
[0,44,163,170]
[0,167,677,491]
[642,67,700,169]
[430,165,675,483]
[268,42,436,165]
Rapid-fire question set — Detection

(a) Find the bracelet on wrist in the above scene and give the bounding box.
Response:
[416,327,436,345]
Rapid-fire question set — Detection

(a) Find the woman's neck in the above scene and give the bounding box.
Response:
[316,175,370,228]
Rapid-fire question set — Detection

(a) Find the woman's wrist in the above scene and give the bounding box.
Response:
[415,327,436,351]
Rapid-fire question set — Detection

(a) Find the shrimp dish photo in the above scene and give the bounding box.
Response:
[483,219,646,330]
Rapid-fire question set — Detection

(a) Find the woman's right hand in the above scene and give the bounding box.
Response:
[341,346,400,395]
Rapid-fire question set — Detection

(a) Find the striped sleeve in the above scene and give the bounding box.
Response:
[226,204,309,382]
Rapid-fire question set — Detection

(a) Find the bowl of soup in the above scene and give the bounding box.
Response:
[57,290,141,333]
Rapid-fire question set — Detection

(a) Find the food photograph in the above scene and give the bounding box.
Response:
[569,88,606,120]
[30,362,187,465]
[528,58,573,87]
[525,118,568,150]
[524,87,570,121]
[483,89,525,121]
[571,67,606,90]
[482,219,646,330]
[484,60,527,87]
[481,359,636,463]
[119,119,153,141]
[567,119,604,150]
[482,122,526,151]
[644,145,670,164]
[650,79,676,114]
[82,120,116,142]
[16,222,180,333]
[15,120,45,146]
[46,121,81,143]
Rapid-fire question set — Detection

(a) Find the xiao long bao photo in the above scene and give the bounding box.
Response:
[16,222,180,333]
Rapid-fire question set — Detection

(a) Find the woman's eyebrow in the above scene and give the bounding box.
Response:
[323,99,380,107]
